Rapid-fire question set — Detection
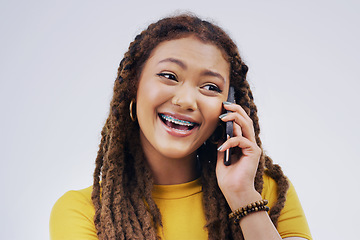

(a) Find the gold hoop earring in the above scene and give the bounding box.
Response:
[129,99,136,121]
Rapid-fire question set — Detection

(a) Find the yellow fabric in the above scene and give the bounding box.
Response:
[262,174,312,240]
[50,187,97,240]
[152,179,207,239]
[50,175,312,240]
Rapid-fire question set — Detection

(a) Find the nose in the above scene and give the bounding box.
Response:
[171,84,197,111]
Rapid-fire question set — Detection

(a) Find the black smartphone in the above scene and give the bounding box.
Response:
[224,85,235,166]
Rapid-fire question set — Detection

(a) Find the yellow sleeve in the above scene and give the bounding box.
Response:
[49,186,98,240]
[262,174,312,240]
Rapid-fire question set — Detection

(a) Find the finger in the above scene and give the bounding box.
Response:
[223,102,251,121]
[223,103,253,125]
[217,135,257,152]
[220,111,255,142]
[222,103,254,131]
[232,119,242,137]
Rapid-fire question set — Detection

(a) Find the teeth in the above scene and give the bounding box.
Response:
[160,114,195,126]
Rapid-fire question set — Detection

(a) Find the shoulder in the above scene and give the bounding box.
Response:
[51,186,94,219]
[261,172,301,208]
[261,173,312,240]
[261,172,278,206]
[50,186,98,240]
[55,185,93,205]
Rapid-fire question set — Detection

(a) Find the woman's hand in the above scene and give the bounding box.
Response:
[216,102,262,211]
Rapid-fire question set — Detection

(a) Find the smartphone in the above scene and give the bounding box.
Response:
[224,85,235,166]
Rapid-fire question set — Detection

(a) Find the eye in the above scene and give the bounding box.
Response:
[157,72,178,81]
[202,84,222,93]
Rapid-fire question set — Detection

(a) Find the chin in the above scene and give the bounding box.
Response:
[159,146,197,160]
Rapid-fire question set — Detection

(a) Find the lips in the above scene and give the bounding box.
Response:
[159,113,199,132]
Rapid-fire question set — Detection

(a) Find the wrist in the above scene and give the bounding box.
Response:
[225,189,262,211]
[229,199,270,224]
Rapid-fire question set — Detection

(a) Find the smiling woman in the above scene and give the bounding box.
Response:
[137,36,229,169]
[49,14,312,240]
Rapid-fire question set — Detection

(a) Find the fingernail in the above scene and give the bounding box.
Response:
[219,113,228,119]
[217,145,223,151]
[223,101,232,105]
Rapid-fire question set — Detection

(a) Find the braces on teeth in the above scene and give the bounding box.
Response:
[160,114,194,126]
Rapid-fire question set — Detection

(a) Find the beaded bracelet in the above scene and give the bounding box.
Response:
[228,199,270,223]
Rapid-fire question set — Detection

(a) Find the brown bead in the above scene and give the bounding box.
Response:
[229,199,269,224]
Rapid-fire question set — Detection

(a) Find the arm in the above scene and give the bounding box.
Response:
[216,102,310,240]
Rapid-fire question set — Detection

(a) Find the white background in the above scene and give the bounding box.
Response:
[1,0,359,239]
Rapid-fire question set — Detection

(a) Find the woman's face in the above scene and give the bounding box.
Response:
[136,36,230,160]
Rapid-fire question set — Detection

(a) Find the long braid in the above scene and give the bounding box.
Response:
[264,156,289,225]
[92,125,108,238]
[92,14,290,239]
[230,52,289,226]
[200,145,221,239]
[129,132,161,239]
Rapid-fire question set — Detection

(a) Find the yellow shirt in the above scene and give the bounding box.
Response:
[50,175,312,240]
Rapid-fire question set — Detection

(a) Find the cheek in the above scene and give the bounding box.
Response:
[200,98,224,128]
[136,79,173,120]
[138,85,170,109]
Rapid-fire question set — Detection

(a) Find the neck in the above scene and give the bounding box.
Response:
[142,147,199,185]
[149,154,199,185]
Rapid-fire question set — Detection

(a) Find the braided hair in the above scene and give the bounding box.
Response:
[91,13,289,240]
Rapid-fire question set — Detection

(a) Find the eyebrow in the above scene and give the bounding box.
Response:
[158,58,187,69]
[158,57,226,83]
[202,70,225,83]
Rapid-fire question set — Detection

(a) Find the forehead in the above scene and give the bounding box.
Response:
[146,36,230,72]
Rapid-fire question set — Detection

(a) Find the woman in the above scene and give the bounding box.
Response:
[50,14,312,240]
